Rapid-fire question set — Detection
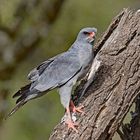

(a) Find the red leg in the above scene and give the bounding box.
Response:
[65,107,78,133]
[70,100,84,114]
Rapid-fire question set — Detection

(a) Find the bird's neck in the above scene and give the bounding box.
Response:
[74,40,93,50]
[68,41,93,60]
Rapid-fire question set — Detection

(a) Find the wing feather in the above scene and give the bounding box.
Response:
[27,55,59,82]
[34,52,81,91]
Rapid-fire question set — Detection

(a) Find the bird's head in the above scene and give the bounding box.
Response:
[77,27,97,44]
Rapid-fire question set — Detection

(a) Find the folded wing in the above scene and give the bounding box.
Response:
[34,52,82,91]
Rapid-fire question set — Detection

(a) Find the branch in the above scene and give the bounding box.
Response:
[49,9,140,140]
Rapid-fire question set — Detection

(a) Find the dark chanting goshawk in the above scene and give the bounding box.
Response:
[7,27,97,132]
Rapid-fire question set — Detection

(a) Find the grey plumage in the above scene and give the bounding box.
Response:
[7,27,97,118]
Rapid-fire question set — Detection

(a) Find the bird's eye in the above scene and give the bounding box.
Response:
[83,31,89,35]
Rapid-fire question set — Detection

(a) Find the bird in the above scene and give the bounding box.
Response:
[7,27,97,132]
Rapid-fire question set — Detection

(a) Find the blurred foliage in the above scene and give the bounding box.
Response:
[0,0,139,140]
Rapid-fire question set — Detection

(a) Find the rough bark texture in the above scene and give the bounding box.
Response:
[118,96,140,140]
[49,9,140,140]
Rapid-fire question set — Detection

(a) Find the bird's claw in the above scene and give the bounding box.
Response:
[65,119,78,133]
[72,105,85,115]
[70,100,85,115]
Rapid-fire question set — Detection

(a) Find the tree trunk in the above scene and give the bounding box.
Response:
[49,9,140,140]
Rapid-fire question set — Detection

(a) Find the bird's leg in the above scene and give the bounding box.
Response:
[70,100,84,114]
[65,107,78,133]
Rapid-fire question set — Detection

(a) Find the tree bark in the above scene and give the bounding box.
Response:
[49,9,140,140]
[117,95,140,140]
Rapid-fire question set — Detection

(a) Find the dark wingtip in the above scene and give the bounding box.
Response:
[13,84,31,98]
[16,95,26,104]
[13,91,21,98]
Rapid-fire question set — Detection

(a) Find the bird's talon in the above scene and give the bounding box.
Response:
[66,120,78,133]
[70,100,85,114]
[73,105,85,114]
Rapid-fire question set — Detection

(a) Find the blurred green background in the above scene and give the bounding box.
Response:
[0,0,139,139]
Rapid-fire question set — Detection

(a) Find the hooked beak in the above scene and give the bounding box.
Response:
[89,32,95,38]
[87,32,96,43]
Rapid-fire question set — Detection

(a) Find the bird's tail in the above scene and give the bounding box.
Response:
[6,84,39,119]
